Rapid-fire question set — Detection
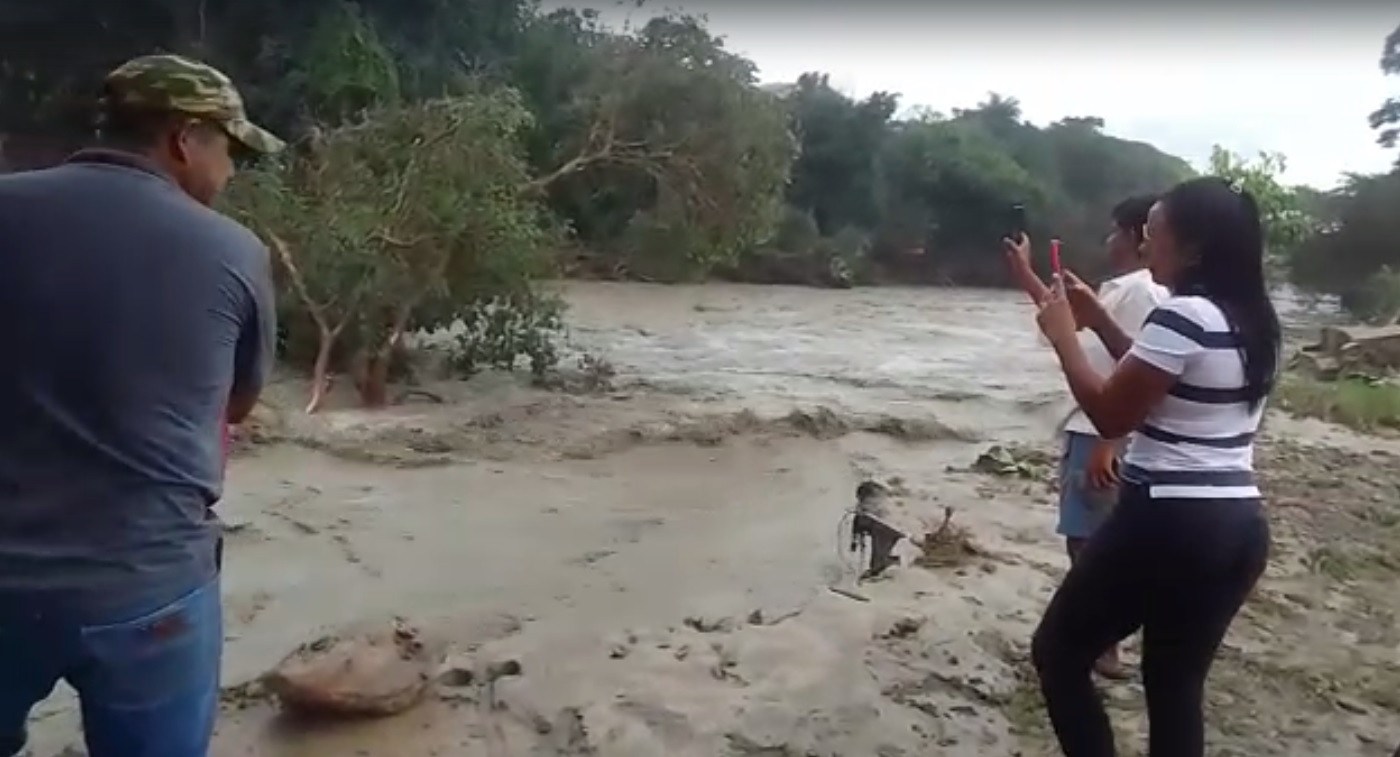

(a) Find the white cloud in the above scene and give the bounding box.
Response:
[550,2,1399,188]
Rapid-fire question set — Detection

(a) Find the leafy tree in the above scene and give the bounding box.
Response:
[783,73,898,235]
[294,3,401,122]
[224,89,555,411]
[1290,171,1400,319]
[874,117,1048,281]
[519,13,795,281]
[1207,146,1314,259]
[1369,23,1400,155]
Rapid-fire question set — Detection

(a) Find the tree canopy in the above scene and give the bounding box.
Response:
[1370,23,1400,155]
[0,0,1198,287]
[6,2,1400,403]
[1286,21,1400,322]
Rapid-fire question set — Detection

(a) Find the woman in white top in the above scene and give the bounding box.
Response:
[1030,177,1276,757]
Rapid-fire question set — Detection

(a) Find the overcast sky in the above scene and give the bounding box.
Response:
[552,2,1398,189]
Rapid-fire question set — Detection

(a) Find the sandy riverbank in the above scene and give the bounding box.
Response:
[19,378,1400,757]
[21,282,1400,756]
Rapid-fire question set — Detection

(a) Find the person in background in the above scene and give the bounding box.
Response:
[1004,195,1168,679]
[1030,177,1276,756]
[0,55,281,756]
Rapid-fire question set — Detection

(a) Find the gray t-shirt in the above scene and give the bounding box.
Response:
[0,150,275,621]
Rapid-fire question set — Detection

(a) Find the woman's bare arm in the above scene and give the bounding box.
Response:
[1054,339,1176,439]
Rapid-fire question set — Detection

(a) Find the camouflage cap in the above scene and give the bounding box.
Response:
[103,54,284,155]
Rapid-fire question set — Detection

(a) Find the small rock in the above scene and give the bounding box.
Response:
[262,618,446,718]
[881,616,925,639]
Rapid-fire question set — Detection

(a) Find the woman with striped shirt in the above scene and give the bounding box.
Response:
[1029,177,1276,757]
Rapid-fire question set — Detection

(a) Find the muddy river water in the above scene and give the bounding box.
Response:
[23,283,1396,757]
[562,282,1067,430]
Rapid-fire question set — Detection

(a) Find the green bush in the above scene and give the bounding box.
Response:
[446,293,565,379]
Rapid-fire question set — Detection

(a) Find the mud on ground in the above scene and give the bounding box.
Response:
[977,422,1400,756]
[23,372,1400,757]
[231,382,1400,757]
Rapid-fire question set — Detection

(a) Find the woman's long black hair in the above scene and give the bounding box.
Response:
[1161,177,1281,406]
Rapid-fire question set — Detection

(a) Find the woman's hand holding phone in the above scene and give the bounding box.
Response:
[1059,269,1107,331]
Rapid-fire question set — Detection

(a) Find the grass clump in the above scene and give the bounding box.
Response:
[1274,374,1400,431]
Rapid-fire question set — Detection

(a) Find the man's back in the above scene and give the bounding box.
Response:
[0,152,272,619]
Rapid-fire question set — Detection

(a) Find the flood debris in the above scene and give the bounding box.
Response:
[912,507,984,569]
[851,480,908,579]
[968,444,1056,481]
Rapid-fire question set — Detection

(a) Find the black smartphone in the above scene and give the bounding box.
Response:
[1005,203,1027,241]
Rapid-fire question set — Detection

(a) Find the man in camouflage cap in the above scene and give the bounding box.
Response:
[97,53,284,203]
[104,54,284,155]
[0,54,277,756]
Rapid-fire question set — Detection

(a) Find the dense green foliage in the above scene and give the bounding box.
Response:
[222,89,557,409]
[4,3,1400,399]
[1369,24,1400,154]
[1,0,1196,288]
[727,83,1196,286]
[1285,20,1400,322]
[1290,170,1400,321]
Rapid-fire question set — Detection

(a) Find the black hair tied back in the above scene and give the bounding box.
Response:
[1162,177,1281,407]
[1111,194,1157,244]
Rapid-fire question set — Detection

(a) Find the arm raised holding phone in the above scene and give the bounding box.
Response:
[1003,233,1053,306]
[1002,203,1054,306]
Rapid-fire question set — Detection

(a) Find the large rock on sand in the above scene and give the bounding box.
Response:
[262,618,446,717]
[1295,324,1400,379]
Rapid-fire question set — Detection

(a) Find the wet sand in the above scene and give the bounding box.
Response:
[22,283,1400,756]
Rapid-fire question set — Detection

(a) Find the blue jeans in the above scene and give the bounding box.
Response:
[0,578,222,757]
[1057,432,1120,540]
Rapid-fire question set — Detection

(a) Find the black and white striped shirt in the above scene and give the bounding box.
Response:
[1122,296,1263,500]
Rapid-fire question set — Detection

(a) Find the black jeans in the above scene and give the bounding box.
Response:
[1031,482,1269,757]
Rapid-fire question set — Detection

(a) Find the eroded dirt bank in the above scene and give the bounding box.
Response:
[21,283,1400,757]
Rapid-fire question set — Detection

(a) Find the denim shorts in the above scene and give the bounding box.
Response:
[1057,431,1121,540]
[0,578,222,757]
